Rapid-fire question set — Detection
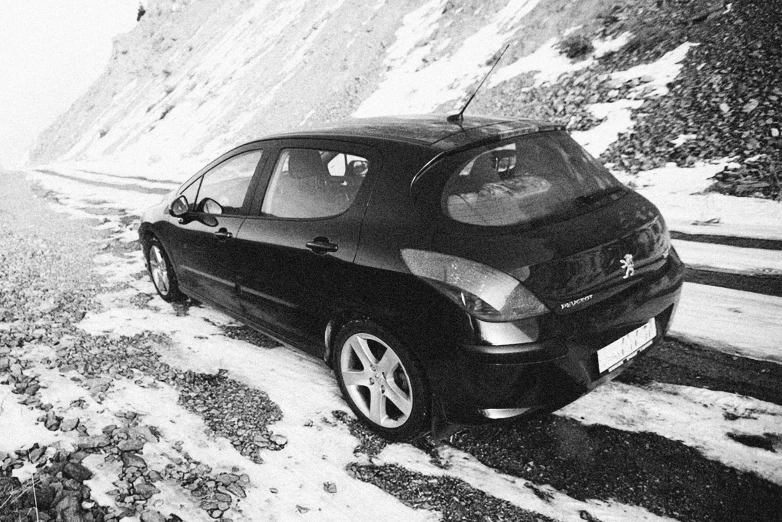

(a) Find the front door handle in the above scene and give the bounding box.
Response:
[306,237,338,254]
[215,228,233,240]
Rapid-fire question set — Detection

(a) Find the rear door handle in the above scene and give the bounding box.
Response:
[306,237,338,254]
[215,228,233,240]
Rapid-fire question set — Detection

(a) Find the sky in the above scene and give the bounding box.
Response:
[0,0,140,168]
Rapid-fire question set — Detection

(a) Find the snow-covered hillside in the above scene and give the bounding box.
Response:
[27,0,633,177]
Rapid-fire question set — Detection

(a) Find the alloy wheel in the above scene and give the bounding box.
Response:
[339,333,413,428]
[149,244,170,295]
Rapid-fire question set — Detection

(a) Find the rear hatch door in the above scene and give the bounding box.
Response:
[428,131,670,312]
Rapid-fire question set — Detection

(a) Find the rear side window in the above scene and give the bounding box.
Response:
[442,132,621,227]
[261,148,368,219]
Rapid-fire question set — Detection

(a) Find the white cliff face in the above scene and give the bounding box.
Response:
[28,0,604,172]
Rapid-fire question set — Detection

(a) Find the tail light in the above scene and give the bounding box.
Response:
[400,249,549,322]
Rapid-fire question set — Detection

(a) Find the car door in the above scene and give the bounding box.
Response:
[234,139,378,350]
[167,147,265,313]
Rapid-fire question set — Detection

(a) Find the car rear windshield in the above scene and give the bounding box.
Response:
[441,131,623,227]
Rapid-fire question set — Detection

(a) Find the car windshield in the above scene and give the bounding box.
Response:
[441,131,623,227]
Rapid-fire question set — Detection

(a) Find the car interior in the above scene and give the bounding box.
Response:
[262,148,367,219]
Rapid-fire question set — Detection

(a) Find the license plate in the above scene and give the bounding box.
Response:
[597,319,657,373]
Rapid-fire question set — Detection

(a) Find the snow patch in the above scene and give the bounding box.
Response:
[572,99,644,157]
[671,283,782,364]
[489,37,592,87]
[612,42,698,97]
[0,385,62,453]
[615,163,782,240]
[76,278,437,521]
[558,381,782,484]
[490,32,631,89]
[673,240,782,276]
[355,0,542,116]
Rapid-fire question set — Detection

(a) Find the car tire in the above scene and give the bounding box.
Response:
[145,236,185,303]
[334,321,429,440]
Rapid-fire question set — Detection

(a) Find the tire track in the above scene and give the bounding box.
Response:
[33,169,173,195]
[671,231,782,251]
[685,267,782,297]
[619,337,782,407]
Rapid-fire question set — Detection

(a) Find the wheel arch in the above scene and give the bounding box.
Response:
[323,310,370,368]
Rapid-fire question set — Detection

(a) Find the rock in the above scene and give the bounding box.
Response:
[28,445,46,463]
[324,482,337,494]
[63,462,93,482]
[270,434,287,447]
[0,356,9,371]
[63,478,83,492]
[76,435,110,449]
[772,128,780,137]
[55,495,83,522]
[118,438,145,452]
[200,500,218,510]
[743,99,759,112]
[216,473,238,485]
[28,483,56,509]
[135,483,160,499]
[140,510,167,522]
[130,425,160,443]
[226,482,246,498]
[60,418,80,432]
[121,452,147,469]
[0,476,23,500]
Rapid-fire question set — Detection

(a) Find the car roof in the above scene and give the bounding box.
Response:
[262,114,565,151]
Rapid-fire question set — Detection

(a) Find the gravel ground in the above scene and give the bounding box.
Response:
[346,463,557,522]
[3,159,781,522]
[449,416,782,522]
[335,333,782,522]
[0,170,283,522]
[2,169,574,522]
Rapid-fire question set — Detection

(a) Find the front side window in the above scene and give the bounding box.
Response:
[179,177,201,210]
[441,132,621,227]
[195,150,263,215]
[261,148,368,219]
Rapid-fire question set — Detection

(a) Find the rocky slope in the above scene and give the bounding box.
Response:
[30,0,780,199]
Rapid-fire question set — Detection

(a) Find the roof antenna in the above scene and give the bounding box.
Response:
[447,43,510,125]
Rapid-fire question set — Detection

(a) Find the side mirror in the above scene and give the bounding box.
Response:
[170,195,189,217]
[201,198,224,215]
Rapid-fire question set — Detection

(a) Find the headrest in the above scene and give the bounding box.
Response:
[288,149,326,180]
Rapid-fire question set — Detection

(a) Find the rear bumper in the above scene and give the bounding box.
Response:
[429,254,683,425]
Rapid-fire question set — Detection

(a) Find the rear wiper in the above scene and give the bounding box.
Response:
[576,187,626,206]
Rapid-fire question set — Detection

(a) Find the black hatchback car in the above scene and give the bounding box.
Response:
[139,115,683,439]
